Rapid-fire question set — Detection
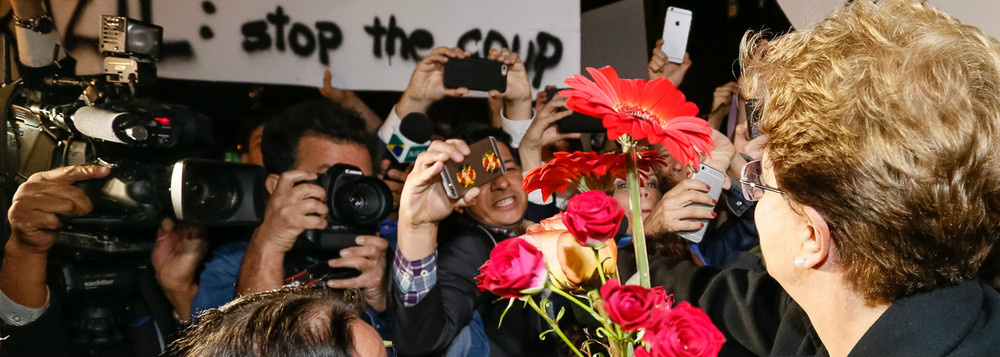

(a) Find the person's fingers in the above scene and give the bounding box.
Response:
[295,199,330,220]
[325,274,380,289]
[443,139,471,157]
[25,195,81,217]
[677,206,716,220]
[558,132,583,141]
[681,53,693,68]
[274,170,318,193]
[547,108,573,123]
[443,87,469,98]
[672,190,715,207]
[735,121,748,137]
[380,159,391,176]
[667,219,702,232]
[455,187,481,207]
[487,48,500,60]
[322,68,333,91]
[356,235,388,250]
[340,245,379,260]
[674,178,712,193]
[327,256,371,270]
[386,169,408,183]
[291,183,327,202]
[34,165,110,183]
[160,217,176,234]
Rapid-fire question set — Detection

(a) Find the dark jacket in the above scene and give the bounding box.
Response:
[389,214,557,357]
[651,254,1000,356]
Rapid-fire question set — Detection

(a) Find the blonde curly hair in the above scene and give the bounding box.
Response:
[741,0,1000,303]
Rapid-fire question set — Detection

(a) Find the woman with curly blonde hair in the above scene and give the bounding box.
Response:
[654,1,1000,356]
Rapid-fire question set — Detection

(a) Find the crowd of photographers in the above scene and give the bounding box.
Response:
[6,0,1000,357]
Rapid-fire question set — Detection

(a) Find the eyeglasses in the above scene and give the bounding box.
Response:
[739,160,784,201]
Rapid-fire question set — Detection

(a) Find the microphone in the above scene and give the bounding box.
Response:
[71,106,150,145]
[379,113,433,170]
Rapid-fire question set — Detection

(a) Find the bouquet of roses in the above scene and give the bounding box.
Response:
[475,192,724,357]
[475,66,724,357]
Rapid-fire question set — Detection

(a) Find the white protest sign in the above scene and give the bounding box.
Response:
[48,0,580,91]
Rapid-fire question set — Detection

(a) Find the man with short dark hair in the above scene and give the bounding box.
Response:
[192,100,389,317]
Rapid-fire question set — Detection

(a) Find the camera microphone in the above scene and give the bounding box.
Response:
[379,112,433,170]
[71,106,149,145]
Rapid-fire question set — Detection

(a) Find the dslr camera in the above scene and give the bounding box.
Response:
[287,163,392,282]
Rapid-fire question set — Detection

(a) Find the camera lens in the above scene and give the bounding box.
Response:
[183,176,239,219]
[331,177,391,225]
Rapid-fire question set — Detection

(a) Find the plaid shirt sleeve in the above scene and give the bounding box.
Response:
[393,248,438,307]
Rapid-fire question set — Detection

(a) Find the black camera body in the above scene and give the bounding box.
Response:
[289,164,392,282]
[63,159,265,239]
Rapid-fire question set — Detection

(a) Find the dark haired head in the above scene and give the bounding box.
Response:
[261,100,377,175]
[167,287,371,357]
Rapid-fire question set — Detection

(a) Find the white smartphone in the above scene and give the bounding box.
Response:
[661,7,693,64]
[678,164,725,243]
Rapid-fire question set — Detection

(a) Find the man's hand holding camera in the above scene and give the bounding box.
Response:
[1,165,109,308]
[398,140,481,261]
[396,47,472,118]
[152,218,207,323]
[240,170,327,295]
[487,48,532,121]
[326,235,389,312]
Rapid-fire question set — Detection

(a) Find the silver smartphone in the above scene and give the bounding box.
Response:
[678,164,725,243]
[661,7,693,64]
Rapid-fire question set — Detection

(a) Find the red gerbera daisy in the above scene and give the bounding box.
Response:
[561,66,714,167]
[522,150,667,201]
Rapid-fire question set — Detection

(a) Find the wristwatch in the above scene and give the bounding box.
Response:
[12,14,54,34]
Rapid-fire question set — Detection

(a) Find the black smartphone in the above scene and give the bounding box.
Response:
[440,137,507,199]
[444,57,507,92]
[546,87,605,133]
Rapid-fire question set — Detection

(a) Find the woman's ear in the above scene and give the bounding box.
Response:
[800,205,832,269]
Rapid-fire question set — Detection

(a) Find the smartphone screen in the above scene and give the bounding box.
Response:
[440,137,507,199]
[443,58,508,92]
[661,7,693,64]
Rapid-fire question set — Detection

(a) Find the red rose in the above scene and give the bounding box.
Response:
[475,238,548,298]
[599,279,671,331]
[563,191,625,247]
[637,302,726,357]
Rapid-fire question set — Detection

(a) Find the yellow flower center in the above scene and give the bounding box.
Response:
[616,103,659,122]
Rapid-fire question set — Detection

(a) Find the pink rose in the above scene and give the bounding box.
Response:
[599,279,672,331]
[636,302,726,357]
[475,238,548,298]
[563,191,625,247]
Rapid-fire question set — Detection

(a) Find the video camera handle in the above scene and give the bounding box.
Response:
[58,168,164,229]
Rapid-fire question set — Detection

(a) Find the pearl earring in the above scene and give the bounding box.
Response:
[794,257,805,267]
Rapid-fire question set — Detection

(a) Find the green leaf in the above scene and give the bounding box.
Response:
[556,306,566,322]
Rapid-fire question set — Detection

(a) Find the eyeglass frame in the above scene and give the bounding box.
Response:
[739,159,784,201]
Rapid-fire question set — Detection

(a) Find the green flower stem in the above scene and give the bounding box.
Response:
[527,297,586,357]
[546,284,599,318]
[546,285,624,342]
[620,136,651,288]
[593,247,607,285]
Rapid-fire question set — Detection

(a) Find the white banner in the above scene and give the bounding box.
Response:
[48,0,580,91]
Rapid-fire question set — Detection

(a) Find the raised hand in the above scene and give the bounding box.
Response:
[649,39,693,86]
